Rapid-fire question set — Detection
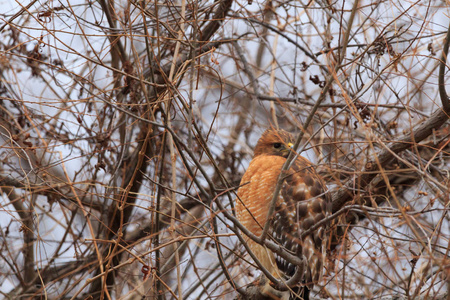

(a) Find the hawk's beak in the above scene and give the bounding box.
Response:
[282,142,294,156]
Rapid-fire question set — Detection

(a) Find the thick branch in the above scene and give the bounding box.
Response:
[88,126,153,299]
[332,108,449,212]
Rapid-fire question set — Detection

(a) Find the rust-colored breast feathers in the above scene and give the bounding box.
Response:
[236,155,286,237]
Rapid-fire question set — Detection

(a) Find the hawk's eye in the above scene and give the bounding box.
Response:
[273,143,282,149]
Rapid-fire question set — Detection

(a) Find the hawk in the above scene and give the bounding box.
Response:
[236,129,331,300]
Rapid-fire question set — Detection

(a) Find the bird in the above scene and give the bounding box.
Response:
[236,129,331,300]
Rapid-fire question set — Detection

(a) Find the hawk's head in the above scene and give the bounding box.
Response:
[253,129,294,158]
